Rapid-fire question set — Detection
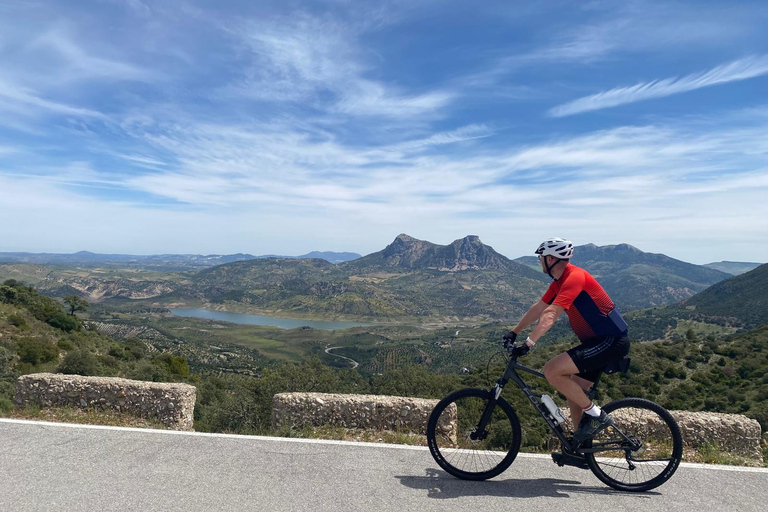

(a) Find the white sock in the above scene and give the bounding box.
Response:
[584,403,601,417]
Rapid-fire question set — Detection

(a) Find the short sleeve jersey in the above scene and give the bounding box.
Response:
[541,264,628,341]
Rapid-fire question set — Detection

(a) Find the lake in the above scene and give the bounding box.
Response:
[169,308,374,330]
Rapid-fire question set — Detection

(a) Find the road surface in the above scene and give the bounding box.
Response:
[1,418,766,512]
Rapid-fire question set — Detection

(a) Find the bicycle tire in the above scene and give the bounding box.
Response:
[584,397,683,492]
[427,388,521,481]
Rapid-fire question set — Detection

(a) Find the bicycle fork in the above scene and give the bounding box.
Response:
[470,382,505,441]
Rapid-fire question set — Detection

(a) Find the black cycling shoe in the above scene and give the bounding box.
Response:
[552,451,590,470]
[573,410,614,445]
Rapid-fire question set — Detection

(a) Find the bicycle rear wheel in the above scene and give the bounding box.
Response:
[585,397,683,492]
[426,388,521,481]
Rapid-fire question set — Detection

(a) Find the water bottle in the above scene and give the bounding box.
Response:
[541,394,566,425]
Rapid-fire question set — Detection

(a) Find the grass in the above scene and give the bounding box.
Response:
[1,405,168,429]
[272,424,428,446]
[685,443,764,467]
[675,319,739,338]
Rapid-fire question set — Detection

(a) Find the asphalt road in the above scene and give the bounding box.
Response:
[2,418,766,512]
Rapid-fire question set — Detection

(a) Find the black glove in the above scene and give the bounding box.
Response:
[510,343,530,358]
[502,330,517,348]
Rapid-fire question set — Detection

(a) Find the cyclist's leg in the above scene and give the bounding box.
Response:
[542,353,592,413]
[567,375,595,426]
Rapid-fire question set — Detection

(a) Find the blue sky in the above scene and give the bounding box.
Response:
[1,0,768,264]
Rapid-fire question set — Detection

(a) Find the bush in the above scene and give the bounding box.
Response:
[8,313,28,330]
[0,396,13,413]
[59,350,101,376]
[16,338,59,366]
[46,311,80,332]
[153,354,190,377]
[125,360,172,382]
[57,339,75,351]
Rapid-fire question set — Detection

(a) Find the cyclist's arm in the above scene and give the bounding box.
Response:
[511,300,548,334]
[528,304,565,343]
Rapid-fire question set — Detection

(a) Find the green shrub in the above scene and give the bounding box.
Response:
[126,360,172,382]
[153,353,190,377]
[57,339,75,351]
[8,313,28,330]
[59,350,101,376]
[46,311,80,332]
[0,396,13,413]
[16,338,59,366]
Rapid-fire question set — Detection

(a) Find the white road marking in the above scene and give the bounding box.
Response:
[2,418,766,473]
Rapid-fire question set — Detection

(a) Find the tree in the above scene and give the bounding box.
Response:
[63,295,89,316]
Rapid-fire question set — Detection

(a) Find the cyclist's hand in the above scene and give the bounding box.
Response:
[502,330,517,349]
[510,343,530,358]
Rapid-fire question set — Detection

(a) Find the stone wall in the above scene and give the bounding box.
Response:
[554,406,762,465]
[15,373,196,431]
[272,393,453,438]
[274,392,763,466]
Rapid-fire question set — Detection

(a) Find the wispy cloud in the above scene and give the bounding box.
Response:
[229,13,454,118]
[29,28,153,83]
[0,79,105,118]
[550,55,768,117]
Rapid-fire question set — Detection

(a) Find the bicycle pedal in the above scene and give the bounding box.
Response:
[551,452,590,470]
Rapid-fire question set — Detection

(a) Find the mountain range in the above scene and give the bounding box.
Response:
[2,234,758,324]
[515,243,731,310]
[703,261,763,275]
[0,250,362,268]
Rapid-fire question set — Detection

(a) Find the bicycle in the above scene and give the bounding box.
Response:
[426,344,683,492]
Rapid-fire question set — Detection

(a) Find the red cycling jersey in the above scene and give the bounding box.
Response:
[541,263,628,341]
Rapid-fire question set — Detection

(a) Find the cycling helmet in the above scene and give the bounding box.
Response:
[535,238,574,260]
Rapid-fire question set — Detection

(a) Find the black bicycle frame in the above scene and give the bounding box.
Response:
[478,354,637,455]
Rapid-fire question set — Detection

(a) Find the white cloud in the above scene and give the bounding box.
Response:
[550,55,768,117]
[0,79,105,119]
[229,14,454,118]
[29,28,153,83]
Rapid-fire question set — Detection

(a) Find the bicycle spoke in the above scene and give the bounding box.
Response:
[427,389,521,480]
[586,398,682,492]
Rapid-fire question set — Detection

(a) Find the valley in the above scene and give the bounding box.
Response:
[2,237,767,464]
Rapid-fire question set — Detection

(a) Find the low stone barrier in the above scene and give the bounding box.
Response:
[272,392,454,438]
[15,373,196,431]
[673,410,763,463]
[555,407,763,465]
[274,392,762,465]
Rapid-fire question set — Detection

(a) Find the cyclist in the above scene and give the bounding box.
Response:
[503,237,630,449]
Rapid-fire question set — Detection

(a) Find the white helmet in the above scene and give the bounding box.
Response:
[535,238,574,259]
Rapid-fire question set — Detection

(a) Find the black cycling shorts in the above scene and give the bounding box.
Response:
[567,335,630,383]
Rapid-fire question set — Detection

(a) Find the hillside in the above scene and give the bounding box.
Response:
[516,243,730,310]
[3,280,768,465]
[3,237,749,323]
[182,235,549,321]
[704,261,763,275]
[681,262,768,329]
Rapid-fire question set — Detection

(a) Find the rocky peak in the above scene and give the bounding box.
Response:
[437,235,510,271]
[351,234,513,272]
[380,234,438,267]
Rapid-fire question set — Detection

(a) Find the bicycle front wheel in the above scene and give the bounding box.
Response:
[585,397,683,492]
[426,388,521,481]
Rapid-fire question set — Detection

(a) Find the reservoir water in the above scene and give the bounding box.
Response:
[169,308,373,331]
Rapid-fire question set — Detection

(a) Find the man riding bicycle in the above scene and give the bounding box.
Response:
[503,238,630,448]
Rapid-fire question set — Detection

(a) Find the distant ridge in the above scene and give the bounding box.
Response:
[703,261,763,275]
[515,243,731,310]
[0,250,361,268]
